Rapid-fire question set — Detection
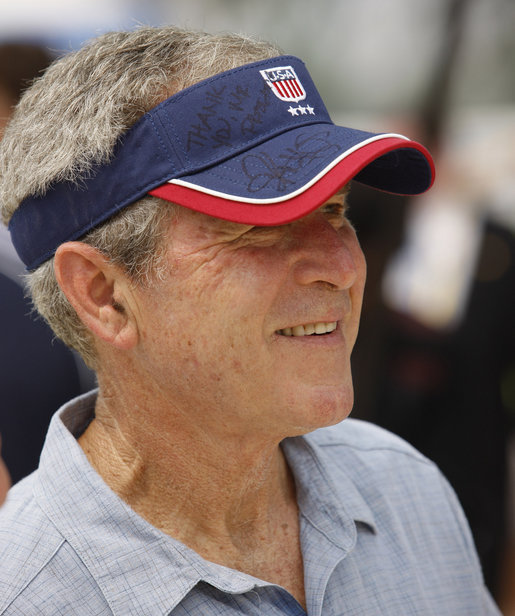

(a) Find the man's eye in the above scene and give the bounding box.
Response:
[321,202,349,229]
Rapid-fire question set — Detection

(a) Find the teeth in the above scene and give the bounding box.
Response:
[278,322,337,337]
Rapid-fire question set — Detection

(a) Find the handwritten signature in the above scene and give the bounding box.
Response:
[241,131,340,193]
[186,83,273,151]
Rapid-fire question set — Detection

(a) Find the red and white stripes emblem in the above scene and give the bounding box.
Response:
[260,66,307,103]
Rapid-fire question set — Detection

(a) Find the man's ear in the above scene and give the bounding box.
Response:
[54,242,138,351]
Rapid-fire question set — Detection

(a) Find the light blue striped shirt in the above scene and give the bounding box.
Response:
[0,392,500,614]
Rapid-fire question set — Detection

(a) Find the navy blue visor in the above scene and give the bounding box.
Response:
[9,55,435,270]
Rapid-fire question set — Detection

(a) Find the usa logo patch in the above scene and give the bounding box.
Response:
[260,66,307,103]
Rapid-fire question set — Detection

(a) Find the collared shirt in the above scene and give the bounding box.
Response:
[0,392,499,615]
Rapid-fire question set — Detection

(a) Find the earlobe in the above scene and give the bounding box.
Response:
[54,242,138,351]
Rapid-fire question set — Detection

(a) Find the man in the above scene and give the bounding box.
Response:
[0,26,499,614]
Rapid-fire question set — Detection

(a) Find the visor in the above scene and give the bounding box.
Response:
[9,55,435,270]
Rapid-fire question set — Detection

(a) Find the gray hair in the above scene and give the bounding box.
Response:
[0,26,282,367]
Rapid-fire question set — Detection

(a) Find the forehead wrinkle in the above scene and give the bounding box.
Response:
[170,182,354,253]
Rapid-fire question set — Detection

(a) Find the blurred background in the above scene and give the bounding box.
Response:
[0,0,514,610]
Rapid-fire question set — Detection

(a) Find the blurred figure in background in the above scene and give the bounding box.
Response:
[0,43,53,138]
[350,0,515,606]
[0,42,95,486]
[351,159,514,601]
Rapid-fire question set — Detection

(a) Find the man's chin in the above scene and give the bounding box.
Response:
[286,386,354,436]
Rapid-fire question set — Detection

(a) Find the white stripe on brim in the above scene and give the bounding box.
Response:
[167,133,411,204]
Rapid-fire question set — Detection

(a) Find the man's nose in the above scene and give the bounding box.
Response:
[291,212,363,291]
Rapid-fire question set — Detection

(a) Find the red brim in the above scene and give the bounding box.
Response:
[149,136,435,225]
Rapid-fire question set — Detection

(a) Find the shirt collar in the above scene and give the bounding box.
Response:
[35,391,376,614]
[283,433,377,543]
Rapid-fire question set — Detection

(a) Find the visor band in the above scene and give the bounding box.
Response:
[9,55,434,270]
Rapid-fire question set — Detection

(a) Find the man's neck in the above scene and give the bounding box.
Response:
[78,380,306,608]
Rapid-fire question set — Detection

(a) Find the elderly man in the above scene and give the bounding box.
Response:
[0,26,499,614]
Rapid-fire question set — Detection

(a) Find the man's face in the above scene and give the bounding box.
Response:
[131,190,366,441]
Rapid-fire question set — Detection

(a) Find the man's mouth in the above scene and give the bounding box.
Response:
[276,321,338,337]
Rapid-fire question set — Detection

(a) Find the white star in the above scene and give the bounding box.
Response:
[288,106,299,116]
[298,106,307,115]
[306,105,315,115]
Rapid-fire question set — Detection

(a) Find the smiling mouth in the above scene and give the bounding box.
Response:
[277,321,338,337]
